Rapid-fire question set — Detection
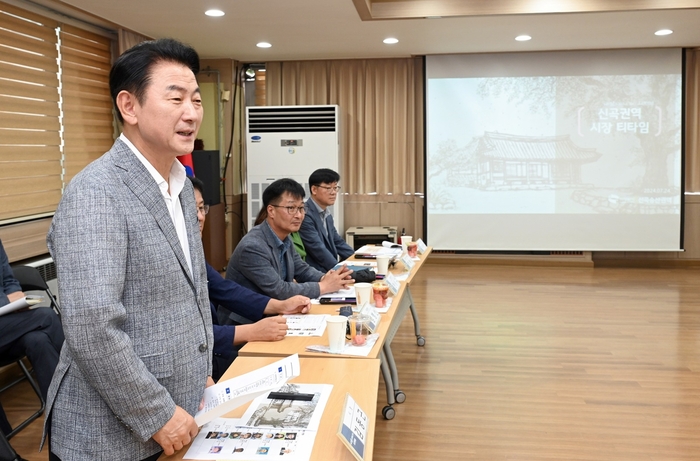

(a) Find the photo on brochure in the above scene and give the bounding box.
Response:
[244,383,323,429]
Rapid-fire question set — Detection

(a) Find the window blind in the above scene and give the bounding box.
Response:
[0,2,61,221]
[0,1,115,262]
[59,24,114,184]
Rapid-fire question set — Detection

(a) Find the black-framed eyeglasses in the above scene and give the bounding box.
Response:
[197,205,210,216]
[270,205,306,215]
[315,185,341,192]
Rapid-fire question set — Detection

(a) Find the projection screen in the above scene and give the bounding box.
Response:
[425,49,683,251]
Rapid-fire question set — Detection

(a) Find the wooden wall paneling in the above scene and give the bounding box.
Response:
[343,197,382,231]
[343,194,425,241]
[225,193,246,259]
[0,218,51,262]
[380,199,417,239]
[680,195,700,259]
[413,196,424,241]
[202,203,227,272]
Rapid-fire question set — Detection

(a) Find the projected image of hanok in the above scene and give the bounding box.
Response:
[447,132,601,191]
[425,49,683,251]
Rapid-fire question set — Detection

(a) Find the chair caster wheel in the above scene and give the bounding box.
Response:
[394,390,406,404]
[416,336,426,346]
[382,405,395,420]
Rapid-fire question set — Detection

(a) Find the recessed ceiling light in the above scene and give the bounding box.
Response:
[205,9,224,17]
[655,29,673,36]
[383,37,399,44]
[515,35,532,42]
[256,42,272,48]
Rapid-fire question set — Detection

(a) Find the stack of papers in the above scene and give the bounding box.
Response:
[353,245,401,258]
[195,355,301,426]
[187,382,333,460]
[306,334,380,357]
[284,314,328,336]
[313,287,355,305]
[0,295,43,317]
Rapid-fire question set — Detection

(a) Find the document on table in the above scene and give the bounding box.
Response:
[334,262,377,272]
[0,295,43,317]
[313,286,355,305]
[186,383,333,460]
[194,354,301,426]
[354,245,401,258]
[284,314,328,336]
[306,333,380,357]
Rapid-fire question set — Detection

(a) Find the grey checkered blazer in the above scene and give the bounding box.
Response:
[45,138,213,460]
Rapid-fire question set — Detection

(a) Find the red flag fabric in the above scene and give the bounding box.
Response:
[177,153,195,177]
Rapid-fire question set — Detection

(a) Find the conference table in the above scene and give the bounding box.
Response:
[159,356,380,461]
[238,246,432,419]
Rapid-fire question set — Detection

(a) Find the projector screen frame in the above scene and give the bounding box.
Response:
[422,48,686,253]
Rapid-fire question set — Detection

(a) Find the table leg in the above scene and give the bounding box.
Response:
[379,348,396,420]
[405,287,426,346]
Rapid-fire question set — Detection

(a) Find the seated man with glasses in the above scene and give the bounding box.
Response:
[189,177,310,380]
[225,178,352,304]
[298,168,354,272]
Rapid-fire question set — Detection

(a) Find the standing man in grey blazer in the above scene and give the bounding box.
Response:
[298,168,355,272]
[45,39,213,461]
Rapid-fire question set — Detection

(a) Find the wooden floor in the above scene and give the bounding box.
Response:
[4,262,700,460]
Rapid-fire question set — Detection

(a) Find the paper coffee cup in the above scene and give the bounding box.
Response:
[376,255,391,276]
[326,316,347,353]
[400,235,412,252]
[354,282,372,307]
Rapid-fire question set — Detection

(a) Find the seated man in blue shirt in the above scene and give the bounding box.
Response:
[298,168,354,271]
[189,177,310,380]
[225,178,352,302]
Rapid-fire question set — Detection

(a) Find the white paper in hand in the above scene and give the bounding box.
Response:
[194,354,301,426]
[0,295,43,317]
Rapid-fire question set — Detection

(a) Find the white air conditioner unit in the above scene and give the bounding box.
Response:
[246,105,342,232]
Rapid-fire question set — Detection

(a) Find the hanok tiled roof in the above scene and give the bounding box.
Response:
[476,132,601,162]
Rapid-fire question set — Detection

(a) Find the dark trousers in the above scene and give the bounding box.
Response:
[0,307,64,401]
[0,307,64,444]
[0,403,11,437]
[0,423,20,461]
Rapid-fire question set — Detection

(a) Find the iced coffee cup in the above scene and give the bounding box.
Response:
[407,241,418,258]
[372,281,389,308]
[349,314,370,346]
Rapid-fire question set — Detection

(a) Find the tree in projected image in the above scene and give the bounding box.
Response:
[476,74,681,194]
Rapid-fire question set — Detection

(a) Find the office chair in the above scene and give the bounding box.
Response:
[11,266,60,316]
[0,358,43,439]
[0,265,58,438]
[0,428,26,461]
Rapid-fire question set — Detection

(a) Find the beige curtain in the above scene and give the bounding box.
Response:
[266,58,424,195]
[118,29,151,55]
[686,49,700,192]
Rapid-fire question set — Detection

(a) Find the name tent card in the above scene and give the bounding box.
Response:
[384,272,400,295]
[337,393,369,461]
[400,253,415,271]
[359,302,382,333]
[416,238,428,254]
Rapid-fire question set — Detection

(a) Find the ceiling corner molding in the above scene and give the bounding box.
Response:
[353,0,700,21]
[352,0,373,20]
